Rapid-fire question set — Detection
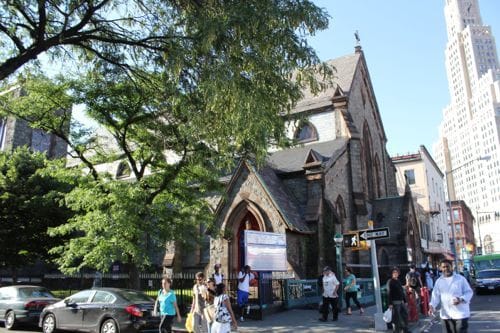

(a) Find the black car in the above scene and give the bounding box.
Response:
[474,269,500,295]
[39,288,160,333]
[0,285,59,330]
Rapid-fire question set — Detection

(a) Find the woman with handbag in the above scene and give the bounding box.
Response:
[155,277,181,333]
[203,278,216,333]
[212,283,237,333]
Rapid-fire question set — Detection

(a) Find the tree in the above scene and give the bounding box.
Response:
[1,0,333,287]
[0,147,78,278]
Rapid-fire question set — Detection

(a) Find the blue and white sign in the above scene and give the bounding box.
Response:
[244,230,287,271]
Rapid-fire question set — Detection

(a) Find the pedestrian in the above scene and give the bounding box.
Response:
[429,259,473,333]
[157,277,182,333]
[387,266,410,333]
[212,283,238,333]
[425,267,434,292]
[203,278,216,333]
[213,264,224,286]
[343,267,364,315]
[318,266,340,322]
[190,272,207,333]
[406,264,423,299]
[237,265,254,322]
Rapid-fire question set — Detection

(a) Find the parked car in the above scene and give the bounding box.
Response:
[0,285,59,330]
[39,288,160,333]
[474,269,500,295]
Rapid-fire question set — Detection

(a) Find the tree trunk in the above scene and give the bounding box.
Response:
[128,260,141,290]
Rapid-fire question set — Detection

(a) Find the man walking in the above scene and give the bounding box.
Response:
[387,266,410,333]
[429,259,473,333]
[318,266,340,322]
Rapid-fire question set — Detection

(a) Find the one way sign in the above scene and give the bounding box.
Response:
[359,227,390,241]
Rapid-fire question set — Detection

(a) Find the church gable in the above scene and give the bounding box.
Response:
[214,161,311,236]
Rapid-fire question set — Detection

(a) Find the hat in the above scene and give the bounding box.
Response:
[323,266,332,272]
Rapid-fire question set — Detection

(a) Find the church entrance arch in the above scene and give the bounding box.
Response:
[226,200,266,275]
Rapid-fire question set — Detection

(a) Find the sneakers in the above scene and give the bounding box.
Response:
[240,316,244,322]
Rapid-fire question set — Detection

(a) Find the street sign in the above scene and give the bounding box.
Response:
[343,232,360,248]
[359,227,390,241]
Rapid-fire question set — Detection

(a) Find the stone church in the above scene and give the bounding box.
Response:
[167,46,423,279]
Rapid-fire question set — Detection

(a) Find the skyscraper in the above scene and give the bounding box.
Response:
[434,0,500,254]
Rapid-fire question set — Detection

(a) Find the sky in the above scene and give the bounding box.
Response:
[308,0,500,157]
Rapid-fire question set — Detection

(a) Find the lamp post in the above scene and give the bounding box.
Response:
[446,155,490,272]
[334,232,344,307]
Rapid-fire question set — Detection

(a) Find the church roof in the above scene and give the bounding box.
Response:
[292,53,361,114]
[254,165,312,233]
[267,138,349,174]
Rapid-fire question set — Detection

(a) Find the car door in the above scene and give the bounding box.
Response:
[0,288,17,317]
[56,290,95,330]
[0,288,7,318]
[81,291,117,332]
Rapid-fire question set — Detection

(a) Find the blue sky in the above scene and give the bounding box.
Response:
[308,0,500,157]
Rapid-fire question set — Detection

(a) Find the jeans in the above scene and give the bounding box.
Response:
[392,303,409,333]
[159,315,174,333]
[442,318,468,333]
[345,291,362,310]
[321,296,339,320]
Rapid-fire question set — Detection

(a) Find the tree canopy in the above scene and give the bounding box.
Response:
[0,0,333,281]
[0,147,77,272]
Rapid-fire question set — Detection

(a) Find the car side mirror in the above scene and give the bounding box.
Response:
[64,299,77,307]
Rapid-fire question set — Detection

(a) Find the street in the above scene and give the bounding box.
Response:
[1,293,499,333]
[422,293,500,333]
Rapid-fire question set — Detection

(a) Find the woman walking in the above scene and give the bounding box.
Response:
[203,278,216,333]
[343,267,364,315]
[190,272,207,333]
[157,277,181,333]
[212,283,237,333]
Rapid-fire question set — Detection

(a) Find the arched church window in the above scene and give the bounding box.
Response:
[294,122,318,143]
[116,161,131,179]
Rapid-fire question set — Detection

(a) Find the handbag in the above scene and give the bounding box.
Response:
[204,304,215,323]
[383,308,393,323]
[185,312,194,332]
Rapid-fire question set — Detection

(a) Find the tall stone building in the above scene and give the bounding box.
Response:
[0,86,68,159]
[433,0,500,254]
[167,47,422,279]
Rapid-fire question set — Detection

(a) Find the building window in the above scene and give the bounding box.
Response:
[453,209,460,221]
[484,235,494,254]
[404,169,416,185]
[294,122,318,143]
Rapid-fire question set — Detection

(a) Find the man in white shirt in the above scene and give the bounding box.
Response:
[319,266,340,322]
[429,259,473,333]
[237,265,255,322]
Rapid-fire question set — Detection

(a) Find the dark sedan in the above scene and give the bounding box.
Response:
[474,269,500,295]
[39,288,160,333]
[0,285,59,330]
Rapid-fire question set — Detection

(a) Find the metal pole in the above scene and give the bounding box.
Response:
[336,244,343,310]
[368,220,385,331]
[446,170,459,272]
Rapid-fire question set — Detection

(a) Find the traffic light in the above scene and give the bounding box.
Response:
[343,233,359,248]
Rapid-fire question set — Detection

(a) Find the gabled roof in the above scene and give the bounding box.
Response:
[214,161,312,234]
[267,138,348,174]
[292,53,361,114]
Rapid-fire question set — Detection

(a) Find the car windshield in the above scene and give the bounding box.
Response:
[18,287,54,298]
[477,270,500,279]
[117,290,153,302]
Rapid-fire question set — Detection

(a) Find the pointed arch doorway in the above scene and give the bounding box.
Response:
[227,201,265,276]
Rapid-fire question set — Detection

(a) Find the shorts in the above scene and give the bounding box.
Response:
[237,289,249,307]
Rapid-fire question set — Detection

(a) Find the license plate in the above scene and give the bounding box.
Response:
[488,286,494,290]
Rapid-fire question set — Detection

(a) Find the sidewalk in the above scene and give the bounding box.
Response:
[173,305,428,332]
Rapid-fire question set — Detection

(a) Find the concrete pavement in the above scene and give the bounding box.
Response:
[173,304,429,332]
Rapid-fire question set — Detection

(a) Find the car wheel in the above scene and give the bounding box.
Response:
[100,319,118,333]
[42,314,57,333]
[5,311,16,330]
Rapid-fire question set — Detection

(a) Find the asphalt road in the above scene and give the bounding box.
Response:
[421,293,500,333]
[1,293,499,333]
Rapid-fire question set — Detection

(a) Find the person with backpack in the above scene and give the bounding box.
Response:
[406,264,423,302]
[212,283,237,333]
